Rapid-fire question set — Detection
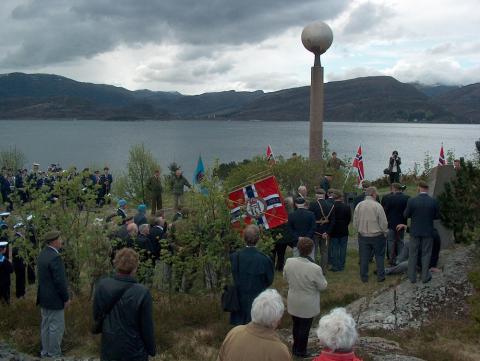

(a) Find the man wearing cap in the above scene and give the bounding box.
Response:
[353,187,388,283]
[320,173,333,194]
[397,181,440,284]
[309,188,335,269]
[381,183,410,265]
[288,197,316,258]
[329,189,351,272]
[37,231,70,358]
[146,170,163,215]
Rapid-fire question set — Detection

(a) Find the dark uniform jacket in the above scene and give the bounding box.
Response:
[93,274,156,361]
[309,198,336,235]
[330,201,351,238]
[404,193,440,237]
[230,247,274,326]
[36,246,69,310]
[287,208,316,244]
[381,192,410,229]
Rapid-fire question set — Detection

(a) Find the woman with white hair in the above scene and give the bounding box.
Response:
[217,289,291,361]
[313,308,362,361]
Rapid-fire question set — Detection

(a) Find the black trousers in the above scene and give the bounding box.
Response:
[13,256,26,298]
[272,243,289,271]
[292,315,313,356]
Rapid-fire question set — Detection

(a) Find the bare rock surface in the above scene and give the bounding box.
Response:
[347,245,474,331]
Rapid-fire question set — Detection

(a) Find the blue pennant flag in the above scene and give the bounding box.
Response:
[193,155,205,185]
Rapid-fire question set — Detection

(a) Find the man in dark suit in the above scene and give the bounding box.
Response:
[320,173,333,194]
[329,189,351,271]
[397,181,440,284]
[230,224,274,325]
[288,197,316,258]
[37,231,70,358]
[309,189,335,269]
[381,183,410,265]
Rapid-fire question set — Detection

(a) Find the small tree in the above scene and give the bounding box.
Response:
[0,146,26,171]
[439,143,480,244]
[115,144,160,204]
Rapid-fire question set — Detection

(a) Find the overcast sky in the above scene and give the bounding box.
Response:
[1,0,479,94]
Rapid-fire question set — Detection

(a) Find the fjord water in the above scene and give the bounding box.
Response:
[1,120,478,179]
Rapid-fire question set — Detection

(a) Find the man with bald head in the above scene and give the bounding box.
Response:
[230,225,274,326]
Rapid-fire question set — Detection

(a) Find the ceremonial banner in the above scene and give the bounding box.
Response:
[193,155,205,184]
[228,176,287,230]
[266,145,275,163]
[438,144,446,166]
[352,145,365,185]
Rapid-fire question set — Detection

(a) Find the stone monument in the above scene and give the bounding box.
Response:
[301,21,333,161]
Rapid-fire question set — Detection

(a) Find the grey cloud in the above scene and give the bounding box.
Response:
[342,2,393,36]
[0,0,349,68]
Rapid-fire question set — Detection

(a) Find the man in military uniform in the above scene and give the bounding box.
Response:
[171,169,191,210]
[146,170,163,215]
[327,152,346,170]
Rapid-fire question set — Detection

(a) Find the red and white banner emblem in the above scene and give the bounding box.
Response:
[228,176,288,230]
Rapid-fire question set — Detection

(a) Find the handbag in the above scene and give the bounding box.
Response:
[383,168,391,175]
[91,283,134,334]
[221,253,240,312]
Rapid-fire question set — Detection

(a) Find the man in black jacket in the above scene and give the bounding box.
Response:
[381,183,410,265]
[93,248,156,361]
[288,197,316,258]
[397,181,440,284]
[329,190,351,271]
[309,189,335,269]
[37,231,70,358]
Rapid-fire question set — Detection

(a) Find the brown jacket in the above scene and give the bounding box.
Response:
[217,323,292,361]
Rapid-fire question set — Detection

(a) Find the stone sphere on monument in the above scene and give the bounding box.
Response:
[301,21,333,55]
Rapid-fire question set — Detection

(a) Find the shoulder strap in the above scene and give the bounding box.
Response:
[317,200,326,218]
[101,283,135,318]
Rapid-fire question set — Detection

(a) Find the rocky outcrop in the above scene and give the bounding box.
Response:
[347,245,474,331]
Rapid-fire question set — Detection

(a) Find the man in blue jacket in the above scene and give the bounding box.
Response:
[397,181,440,284]
[230,225,274,326]
[37,231,70,358]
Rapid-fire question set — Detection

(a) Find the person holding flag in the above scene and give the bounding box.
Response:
[352,146,365,187]
[438,144,446,166]
[266,145,275,164]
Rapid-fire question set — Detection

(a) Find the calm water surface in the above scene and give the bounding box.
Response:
[0,120,478,179]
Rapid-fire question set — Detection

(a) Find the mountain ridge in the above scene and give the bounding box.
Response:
[0,72,478,123]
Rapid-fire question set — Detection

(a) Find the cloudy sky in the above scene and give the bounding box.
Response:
[1,0,479,94]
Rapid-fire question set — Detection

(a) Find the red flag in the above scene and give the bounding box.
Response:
[266,145,275,163]
[352,145,365,185]
[438,144,446,166]
[228,176,288,230]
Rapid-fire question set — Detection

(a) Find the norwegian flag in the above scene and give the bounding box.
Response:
[266,144,275,163]
[352,145,365,186]
[438,144,446,166]
[228,176,287,230]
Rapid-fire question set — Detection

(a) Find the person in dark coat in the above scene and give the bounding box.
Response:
[93,248,156,361]
[397,181,440,284]
[37,231,70,358]
[149,217,166,261]
[288,197,316,258]
[99,167,113,206]
[309,188,336,268]
[0,240,13,304]
[329,190,351,271]
[381,183,410,265]
[320,174,333,194]
[134,204,148,226]
[146,170,163,216]
[230,225,274,326]
[388,151,402,184]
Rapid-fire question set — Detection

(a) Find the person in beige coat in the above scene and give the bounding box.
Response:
[217,289,291,361]
[283,237,328,358]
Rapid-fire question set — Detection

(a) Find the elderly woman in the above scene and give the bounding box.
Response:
[217,289,291,361]
[283,237,327,358]
[313,308,362,361]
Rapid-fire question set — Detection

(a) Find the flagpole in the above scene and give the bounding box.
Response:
[342,166,352,190]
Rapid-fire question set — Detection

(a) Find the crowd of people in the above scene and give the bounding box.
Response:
[0,150,448,360]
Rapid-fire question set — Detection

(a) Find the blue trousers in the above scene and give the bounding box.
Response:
[330,236,348,271]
